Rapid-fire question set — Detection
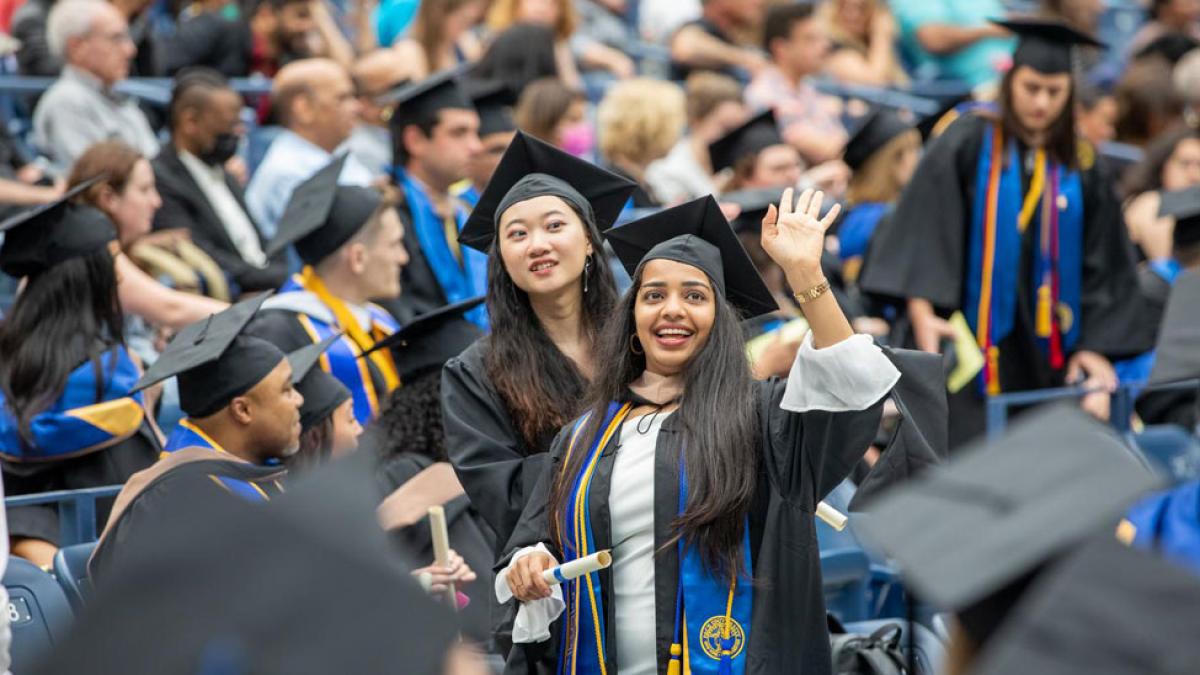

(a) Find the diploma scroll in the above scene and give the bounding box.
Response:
[541,550,613,585]
[428,505,457,611]
[816,501,848,531]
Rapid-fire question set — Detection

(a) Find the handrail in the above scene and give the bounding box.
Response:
[0,75,273,102]
[5,485,122,546]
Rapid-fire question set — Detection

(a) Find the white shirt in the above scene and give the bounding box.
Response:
[645,138,716,206]
[177,150,267,267]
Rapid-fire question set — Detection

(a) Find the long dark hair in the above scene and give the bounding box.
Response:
[996,66,1080,169]
[375,369,447,461]
[483,201,618,451]
[289,418,334,472]
[548,267,759,582]
[0,248,124,446]
[1119,125,1200,199]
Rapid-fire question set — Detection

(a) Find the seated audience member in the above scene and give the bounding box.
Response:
[245,58,374,239]
[0,187,162,568]
[668,0,767,81]
[638,0,700,45]
[154,69,288,296]
[1076,84,1119,146]
[469,22,560,93]
[1115,54,1187,148]
[1133,248,1200,428]
[347,49,419,176]
[710,109,802,192]
[1121,126,1200,262]
[284,338,360,471]
[512,77,588,154]
[891,0,1012,87]
[163,0,353,77]
[746,3,847,165]
[391,0,488,79]
[1129,0,1200,56]
[33,0,158,175]
[596,77,686,208]
[249,155,408,426]
[646,71,745,204]
[818,0,908,87]
[459,82,518,207]
[486,0,633,87]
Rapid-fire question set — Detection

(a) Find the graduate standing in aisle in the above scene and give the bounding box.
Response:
[0,183,162,567]
[441,132,635,553]
[860,19,1150,446]
[501,190,900,675]
[248,155,409,427]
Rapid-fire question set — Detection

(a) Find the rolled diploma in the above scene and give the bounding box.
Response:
[816,501,848,531]
[542,550,613,585]
[428,505,457,610]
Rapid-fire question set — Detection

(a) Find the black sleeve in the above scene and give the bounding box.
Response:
[13,12,61,77]
[441,346,550,550]
[161,14,250,77]
[494,423,571,566]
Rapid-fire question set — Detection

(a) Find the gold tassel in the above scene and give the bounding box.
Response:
[667,644,683,675]
[986,346,1001,396]
[1035,285,1053,337]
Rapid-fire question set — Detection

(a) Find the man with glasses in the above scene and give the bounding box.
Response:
[33,0,158,175]
[346,49,419,178]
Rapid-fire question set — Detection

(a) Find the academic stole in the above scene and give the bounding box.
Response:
[162,419,276,502]
[392,168,489,328]
[967,124,1083,395]
[296,267,400,424]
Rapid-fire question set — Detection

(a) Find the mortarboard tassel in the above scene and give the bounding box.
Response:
[667,644,682,675]
[1036,284,1054,338]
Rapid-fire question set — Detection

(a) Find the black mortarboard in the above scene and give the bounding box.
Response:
[466,79,517,137]
[972,538,1200,675]
[1158,185,1200,249]
[856,405,1159,646]
[382,66,474,131]
[266,155,382,265]
[843,109,914,170]
[720,187,784,234]
[361,297,484,380]
[134,293,288,418]
[35,455,459,674]
[991,18,1103,75]
[605,196,778,318]
[0,177,114,278]
[1148,272,1200,386]
[708,109,786,173]
[459,131,637,252]
[286,336,352,433]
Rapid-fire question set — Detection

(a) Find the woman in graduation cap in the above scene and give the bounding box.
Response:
[501,189,900,675]
[442,131,636,554]
[0,185,162,567]
[859,18,1152,447]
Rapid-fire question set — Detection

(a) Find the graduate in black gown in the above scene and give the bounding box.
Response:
[1137,272,1200,430]
[282,335,361,471]
[501,191,900,675]
[859,19,1151,447]
[441,132,635,554]
[0,184,161,567]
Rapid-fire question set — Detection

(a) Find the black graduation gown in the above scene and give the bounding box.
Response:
[441,339,553,555]
[859,113,1151,446]
[378,195,451,324]
[500,380,885,675]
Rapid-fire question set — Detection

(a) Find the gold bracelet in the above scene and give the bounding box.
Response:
[793,279,831,304]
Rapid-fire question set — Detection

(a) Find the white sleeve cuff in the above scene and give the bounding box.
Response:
[780,332,901,413]
[495,543,566,644]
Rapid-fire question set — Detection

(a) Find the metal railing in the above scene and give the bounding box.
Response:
[4,485,122,547]
[986,379,1200,439]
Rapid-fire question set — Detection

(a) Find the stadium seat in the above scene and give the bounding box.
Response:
[4,556,74,672]
[1130,425,1200,482]
[52,542,97,611]
[842,618,945,675]
[821,547,872,623]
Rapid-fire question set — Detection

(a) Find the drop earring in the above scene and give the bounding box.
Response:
[583,254,593,294]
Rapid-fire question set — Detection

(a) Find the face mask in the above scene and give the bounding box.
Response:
[558,123,594,159]
[199,132,241,167]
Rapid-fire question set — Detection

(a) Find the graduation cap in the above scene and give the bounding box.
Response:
[381,66,474,132]
[708,109,786,173]
[361,296,484,381]
[35,454,460,674]
[1147,272,1200,386]
[266,154,383,265]
[0,177,115,278]
[1158,185,1200,249]
[991,17,1103,75]
[286,336,353,434]
[972,538,1200,675]
[134,293,288,418]
[720,187,785,234]
[855,404,1160,646]
[843,108,914,171]
[458,131,637,252]
[605,196,778,318]
[465,79,517,137]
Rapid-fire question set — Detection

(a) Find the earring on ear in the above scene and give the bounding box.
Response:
[583,254,593,294]
[629,333,644,355]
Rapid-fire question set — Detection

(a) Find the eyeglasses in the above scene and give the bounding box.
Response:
[88,30,133,45]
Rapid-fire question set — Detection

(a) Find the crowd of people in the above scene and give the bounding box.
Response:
[0,0,1197,673]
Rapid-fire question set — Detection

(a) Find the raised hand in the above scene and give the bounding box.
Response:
[760,187,840,283]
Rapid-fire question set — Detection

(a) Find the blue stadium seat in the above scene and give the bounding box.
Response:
[818,481,906,619]
[843,619,946,675]
[52,542,97,611]
[4,556,74,672]
[821,547,872,623]
[1129,426,1200,482]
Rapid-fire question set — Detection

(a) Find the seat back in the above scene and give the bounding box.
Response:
[1130,425,1200,482]
[820,548,871,623]
[4,556,74,672]
[52,542,97,611]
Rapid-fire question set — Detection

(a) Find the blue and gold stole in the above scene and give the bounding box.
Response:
[279,273,401,425]
[0,346,147,462]
[559,404,753,675]
[391,166,489,329]
[162,419,280,502]
[837,201,889,283]
[965,123,1083,395]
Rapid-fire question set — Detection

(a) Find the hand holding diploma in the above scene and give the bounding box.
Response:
[508,551,556,602]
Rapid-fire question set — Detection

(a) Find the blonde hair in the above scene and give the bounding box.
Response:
[487,0,577,41]
[598,78,686,166]
[846,129,921,205]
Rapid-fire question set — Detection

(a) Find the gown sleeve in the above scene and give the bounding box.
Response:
[858,113,985,310]
[441,343,551,552]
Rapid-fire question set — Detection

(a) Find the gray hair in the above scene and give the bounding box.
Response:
[46,0,106,61]
[1174,49,1200,107]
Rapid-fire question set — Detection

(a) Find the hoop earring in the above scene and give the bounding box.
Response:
[583,254,592,294]
[629,334,644,355]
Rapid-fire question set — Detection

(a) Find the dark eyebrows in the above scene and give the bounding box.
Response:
[503,210,569,230]
[641,279,712,290]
